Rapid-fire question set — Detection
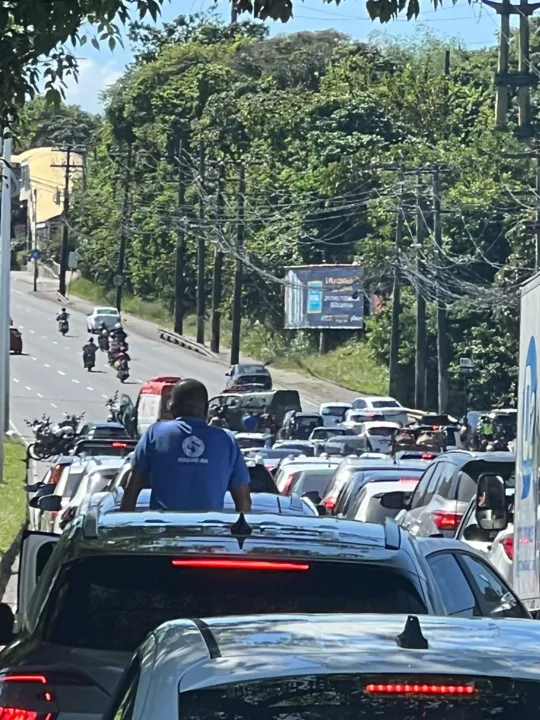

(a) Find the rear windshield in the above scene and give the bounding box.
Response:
[356,469,425,484]
[237,375,270,386]
[179,675,540,720]
[372,400,400,408]
[311,428,346,440]
[40,556,426,652]
[92,426,129,439]
[236,437,267,449]
[321,406,348,418]
[366,427,396,437]
[297,470,335,494]
[362,493,411,524]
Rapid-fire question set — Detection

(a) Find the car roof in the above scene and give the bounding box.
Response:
[236,432,272,439]
[441,450,516,463]
[280,457,341,467]
[94,306,118,312]
[319,402,351,408]
[359,479,419,497]
[85,422,126,430]
[363,421,401,430]
[414,536,487,557]
[150,614,540,689]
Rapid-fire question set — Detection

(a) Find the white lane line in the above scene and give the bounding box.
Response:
[44,363,50,368]
[72,379,80,384]
[64,346,69,351]
[37,392,43,398]
[29,330,35,334]
[52,341,58,345]
[136,378,143,383]
[14,290,23,295]
[50,402,57,408]
[101,394,108,399]
[40,336,47,339]
[57,370,65,376]
[86,386,94,391]
[25,385,31,391]
[31,357,36,361]
[19,325,24,329]
[13,378,19,383]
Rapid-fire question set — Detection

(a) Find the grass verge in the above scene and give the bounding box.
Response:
[0,440,27,555]
[69,277,388,395]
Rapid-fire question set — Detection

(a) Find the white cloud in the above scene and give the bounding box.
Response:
[62,58,123,112]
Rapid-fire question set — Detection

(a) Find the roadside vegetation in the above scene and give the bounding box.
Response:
[0,440,27,555]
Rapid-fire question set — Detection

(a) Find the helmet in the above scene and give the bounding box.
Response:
[61,307,66,312]
[88,337,95,343]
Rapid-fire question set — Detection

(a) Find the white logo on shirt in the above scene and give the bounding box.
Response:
[182,435,205,458]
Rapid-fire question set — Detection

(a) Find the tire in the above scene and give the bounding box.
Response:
[29,442,53,461]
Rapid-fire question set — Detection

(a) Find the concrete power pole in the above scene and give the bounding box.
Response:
[433,167,449,413]
[115,143,133,312]
[415,172,427,410]
[0,134,12,474]
[389,172,404,399]
[230,163,246,366]
[211,163,226,354]
[173,134,189,335]
[196,142,206,345]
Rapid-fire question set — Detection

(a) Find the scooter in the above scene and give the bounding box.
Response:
[59,319,69,335]
[98,334,109,352]
[83,352,96,372]
[117,364,130,383]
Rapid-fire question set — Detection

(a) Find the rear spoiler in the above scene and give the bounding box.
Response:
[71,439,138,457]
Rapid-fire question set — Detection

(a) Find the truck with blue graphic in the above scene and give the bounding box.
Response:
[514,273,540,611]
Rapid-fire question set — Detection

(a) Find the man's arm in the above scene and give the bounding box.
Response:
[119,427,153,511]
[228,434,252,513]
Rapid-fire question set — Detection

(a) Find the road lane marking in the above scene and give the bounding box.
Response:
[64,346,69,350]
[86,386,94,391]
[52,341,58,345]
[72,379,80,384]
[57,370,65,376]
[136,378,143,383]
[50,403,57,408]
[37,392,43,398]
[19,325,24,329]
[29,330,35,334]
[102,394,108,399]
[14,290,23,295]
[13,378,19,383]
[44,364,50,368]
[40,336,47,339]
[31,357,36,361]
[25,386,31,391]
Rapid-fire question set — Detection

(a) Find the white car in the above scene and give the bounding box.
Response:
[352,395,402,410]
[319,402,352,426]
[104,614,540,720]
[87,306,120,332]
[361,421,401,453]
[351,478,419,524]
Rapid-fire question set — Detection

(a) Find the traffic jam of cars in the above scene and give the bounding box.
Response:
[3,327,538,720]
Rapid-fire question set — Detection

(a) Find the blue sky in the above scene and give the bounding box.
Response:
[63,0,505,113]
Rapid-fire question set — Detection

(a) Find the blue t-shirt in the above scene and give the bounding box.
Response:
[132,417,250,511]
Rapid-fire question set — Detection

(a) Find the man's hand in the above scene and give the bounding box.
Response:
[231,484,252,513]
[119,470,150,511]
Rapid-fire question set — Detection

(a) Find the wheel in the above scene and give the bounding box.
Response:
[29,442,53,461]
[87,366,92,372]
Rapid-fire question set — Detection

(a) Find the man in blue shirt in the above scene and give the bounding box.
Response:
[120,379,252,512]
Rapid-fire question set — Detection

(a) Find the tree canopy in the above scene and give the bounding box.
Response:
[23,15,526,410]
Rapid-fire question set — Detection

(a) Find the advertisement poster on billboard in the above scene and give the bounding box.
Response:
[284,264,364,329]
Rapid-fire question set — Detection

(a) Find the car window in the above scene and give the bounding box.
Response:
[363,495,403,524]
[296,470,335,496]
[54,465,85,498]
[372,400,400,408]
[426,553,477,617]
[334,473,360,516]
[434,462,457,501]
[352,399,367,409]
[460,554,527,618]
[457,471,478,503]
[410,465,436,510]
[422,463,447,505]
[41,556,427,652]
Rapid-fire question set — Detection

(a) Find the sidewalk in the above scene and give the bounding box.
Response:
[14,270,363,406]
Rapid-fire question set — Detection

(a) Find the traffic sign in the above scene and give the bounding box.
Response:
[68,250,78,270]
[29,249,41,261]
[113,274,124,287]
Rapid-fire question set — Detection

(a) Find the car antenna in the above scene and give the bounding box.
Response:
[396,615,429,650]
[230,513,253,550]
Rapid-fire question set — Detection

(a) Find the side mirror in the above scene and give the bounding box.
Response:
[38,494,62,512]
[29,496,41,509]
[24,482,45,493]
[0,604,15,644]
[475,473,508,532]
[380,491,410,511]
[225,372,231,376]
[302,490,322,505]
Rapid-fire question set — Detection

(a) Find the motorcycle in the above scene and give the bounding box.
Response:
[106,392,121,422]
[83,351,96,371]
[116,364,130,383]
[58,319,69,335]
[25,414,76,460]
[98,334,109,352]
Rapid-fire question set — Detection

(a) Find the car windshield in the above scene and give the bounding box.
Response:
[236,376,268,386]
[321,406,348,418]
[311,428,346,440]
[297,417,320,427]
[96,308,117,315]
[298,469,336,494]
[237,437,267,449]
[54,466,86,499]
[371,400,400,408]
[91,426,129,439]
[41,556,426,652]
[179,675,539,720]
[362,493,413,523]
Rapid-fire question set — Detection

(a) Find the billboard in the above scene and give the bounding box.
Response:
[284,264,364,330]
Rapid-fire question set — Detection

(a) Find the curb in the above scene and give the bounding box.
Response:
[157,327,217,360]
[0,525,24,602]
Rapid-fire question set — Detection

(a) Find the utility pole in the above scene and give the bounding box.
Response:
[196,142,206,345]
[0,135,12,472]
[415,172,427,410]
[115,143,132,312]
[389,172,404,399]
[230,163,245,365]
[433,167,449,413]
[211,163,225,353]
[508,151,540,268]
[174,133,188,335]
[231,3,238,22]
[57,146,71,297]
[484,0,540,134]
[33,188,38,292]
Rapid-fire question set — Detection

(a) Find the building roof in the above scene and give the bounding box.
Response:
[12,147,83,225]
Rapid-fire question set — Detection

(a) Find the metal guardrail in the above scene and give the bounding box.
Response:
[157,327,216,360]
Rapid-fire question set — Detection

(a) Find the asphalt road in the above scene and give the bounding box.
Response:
[9,272,322,442]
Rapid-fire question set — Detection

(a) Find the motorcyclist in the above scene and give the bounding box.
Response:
[82,337,97,367]
[111,322,127,343]
[56,308,69,323]
[479,414,495,441]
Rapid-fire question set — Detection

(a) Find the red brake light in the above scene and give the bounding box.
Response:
[433,511,463,530]
[0,710,40,720]
[323,497,336,510]
[0,671,93,687]
[422,453,434,459]
[0,676,47,684]
[366,683,475,695]
[48,466,63,485]
[280,474,294,496]
[171,559,309,571]
[111,442,127,448]
[502,536,514,559]
[399,478,418,483]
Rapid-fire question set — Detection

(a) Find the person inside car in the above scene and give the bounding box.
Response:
[120,379,251,513]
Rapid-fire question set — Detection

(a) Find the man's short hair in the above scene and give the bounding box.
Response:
[171,379,208,416]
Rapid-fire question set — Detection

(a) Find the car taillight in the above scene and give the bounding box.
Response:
[433,511,463,530]
[0,710,51,720]
[111,442,127,448]
[366,683,475,695]
[171,559,309,571]
[502,536,514,559]
[48,466,63,485]
[0,671,94,687]
[422,453,434,460]
[323,497,336,510]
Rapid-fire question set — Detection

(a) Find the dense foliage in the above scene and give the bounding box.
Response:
[27,15,539,410]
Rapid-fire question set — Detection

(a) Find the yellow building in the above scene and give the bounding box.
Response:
[12,147,84,246]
